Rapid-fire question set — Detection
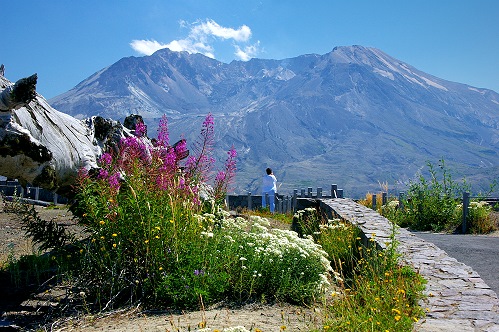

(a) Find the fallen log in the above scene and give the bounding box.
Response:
[0,74,132,195]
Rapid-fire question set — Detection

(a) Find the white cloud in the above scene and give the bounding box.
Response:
[130,39,166,56]
[191,19,251,42]
[235,42,260,61]
[130,19,260,61]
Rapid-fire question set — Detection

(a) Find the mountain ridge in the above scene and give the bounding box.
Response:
[49,45,499,197]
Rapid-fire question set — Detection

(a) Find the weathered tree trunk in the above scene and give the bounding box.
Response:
[0,74,131,195]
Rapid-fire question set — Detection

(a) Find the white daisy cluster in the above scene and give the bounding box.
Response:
[223,214,333,294]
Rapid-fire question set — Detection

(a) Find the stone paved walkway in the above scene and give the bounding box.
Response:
[319,198,499,332]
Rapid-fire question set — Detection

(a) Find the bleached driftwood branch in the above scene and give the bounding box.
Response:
[0,74,132,195]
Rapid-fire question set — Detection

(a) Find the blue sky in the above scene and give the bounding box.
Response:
[1,0,498,99]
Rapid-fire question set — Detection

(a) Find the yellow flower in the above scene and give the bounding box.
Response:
[159,267,163,271]
[391,308,401,315]
[280,326,287,331]
[397,289,406,295]
[144,240,149,244]
[100,236,105,240]
[99,220,105,225]
[112,233,117,237]
[413,317,419,322]
[79,249,84,254]
[394,315,401,321]
[323,326,330,330]
[198,321,206,328]
[155,226,161,230]
[155,235,160,239]
[331,291,338,297]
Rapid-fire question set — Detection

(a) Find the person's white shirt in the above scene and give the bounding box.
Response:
[262,174,277,193]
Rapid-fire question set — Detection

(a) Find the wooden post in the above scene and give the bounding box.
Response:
[293,189,298,212]
[317,187,322,198]
[308,187,313,198]
[372,194,377,210]
[399,192,404,210]
[382,192,387,205]
[301,189,305,198]
[462,191,470,234]
[338,189,343,198]
[53,193,58,205]
[35,186,40,201]
[247,192,252,210]
[331,184,338,198]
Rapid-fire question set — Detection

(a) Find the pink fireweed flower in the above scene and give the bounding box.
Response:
[215,170,226,183]
[174,139,187,159]
[202,113,214,128]
[99,152,113,167]
[108,172,121,191]
[213,146,237,202]
[186,113,216,183]
[135,122,147,137]
[157,115,169,146]
[98,169,109,179]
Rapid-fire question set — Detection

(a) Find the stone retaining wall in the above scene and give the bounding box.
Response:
[319,198,499,332]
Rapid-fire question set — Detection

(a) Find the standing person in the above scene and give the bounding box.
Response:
[262,168,277,212]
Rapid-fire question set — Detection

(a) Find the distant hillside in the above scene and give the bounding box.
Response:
[50,46,499,197]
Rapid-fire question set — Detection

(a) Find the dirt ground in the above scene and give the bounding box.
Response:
[0,197,324,331]
[2,196,497,331]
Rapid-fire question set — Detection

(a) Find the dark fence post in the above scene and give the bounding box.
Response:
[399,192,404,211]
[331,184,338,198]
[317,187,322,198]
[247,192,252,210]
[293,189,298,212]
[462,191,470,234]
[301,189,305,198]
[372,194,377,210]
[307,187,313,198]
[382,192,387,205]
[337,189,343,198]
[265,193,270,209]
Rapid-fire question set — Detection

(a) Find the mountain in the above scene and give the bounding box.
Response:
[49,46,499,198]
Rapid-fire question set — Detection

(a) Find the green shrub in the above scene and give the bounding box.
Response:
[50,114,330,309]
[455,200,496,234]
[393,159,469,231]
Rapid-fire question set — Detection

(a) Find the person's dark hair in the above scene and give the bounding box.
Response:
[266,168,272,175]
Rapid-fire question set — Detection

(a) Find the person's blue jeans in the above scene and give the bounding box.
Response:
[262,190,275,212]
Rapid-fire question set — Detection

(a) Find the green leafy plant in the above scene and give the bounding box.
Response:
[292,208,426,332]
[391,159,469,231]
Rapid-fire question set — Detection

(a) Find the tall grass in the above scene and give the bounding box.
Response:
[292,207,426,332]
[359,160,496,233]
